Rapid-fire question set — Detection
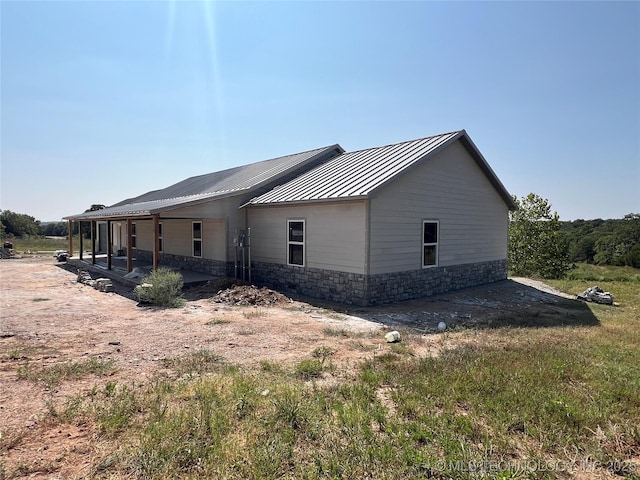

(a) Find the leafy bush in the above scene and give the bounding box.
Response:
[136,268,184,307]
[508,193,571,279]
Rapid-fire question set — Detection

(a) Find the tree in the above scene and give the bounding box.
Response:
[0,210,42,237]
[508,193,571,279]
[593,213,640,267]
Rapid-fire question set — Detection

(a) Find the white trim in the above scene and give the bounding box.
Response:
[287,219,305,267]
[422,220,439,268]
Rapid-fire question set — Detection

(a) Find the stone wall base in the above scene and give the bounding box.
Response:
[133,250,507,306]
[251,259,508,306]
[135,250,229,277]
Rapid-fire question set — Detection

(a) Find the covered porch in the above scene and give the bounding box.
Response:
[66,215,162,275]
[67,253,220,288]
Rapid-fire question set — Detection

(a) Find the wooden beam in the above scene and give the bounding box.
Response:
[79,222,84,260]
[91,221,96,265]
[68,220,73,257]
[153,214,160,271]
[126,218,133,273]
[107,220,112,270]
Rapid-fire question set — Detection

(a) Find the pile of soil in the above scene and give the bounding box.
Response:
[212,284,293,306]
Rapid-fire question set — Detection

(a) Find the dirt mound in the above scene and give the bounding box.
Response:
[212,284,292,306]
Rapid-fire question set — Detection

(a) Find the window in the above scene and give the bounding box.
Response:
[158,222,163,253]
[287,219,305,266]
[193,221,202,257]
[131,223,137,249]
[422,220,439,267]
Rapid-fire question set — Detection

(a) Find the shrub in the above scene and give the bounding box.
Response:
[136,268,184,307]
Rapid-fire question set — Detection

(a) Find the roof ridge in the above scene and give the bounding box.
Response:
[343,130,463,155]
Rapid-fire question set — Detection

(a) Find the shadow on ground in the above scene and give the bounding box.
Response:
[338,279,601,332]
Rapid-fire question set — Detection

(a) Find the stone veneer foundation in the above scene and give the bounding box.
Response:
[251,259,508,306]
[134,250,228,277]
[134,250,507,306]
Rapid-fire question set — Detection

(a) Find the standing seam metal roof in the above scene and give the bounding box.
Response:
[245,131,462,205]
[64,144,342,220]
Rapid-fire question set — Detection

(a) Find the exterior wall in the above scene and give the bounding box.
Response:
[166,197,247,261]
[246,201,367,274]
[130,217,227,261]
[251,259,507,306]
[135,249,229,277]
[369,139,509,275]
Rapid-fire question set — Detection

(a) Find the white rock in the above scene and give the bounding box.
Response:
[384,331,400,343]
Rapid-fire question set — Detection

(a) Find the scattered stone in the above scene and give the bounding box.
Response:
[384,330,401,343]
[438,321,447,332]
[53,250,69,261]
[108,341,120,346]
[95,278,114,293]
[577,286,614,305]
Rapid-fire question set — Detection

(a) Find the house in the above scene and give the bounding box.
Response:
[64,130,517,306]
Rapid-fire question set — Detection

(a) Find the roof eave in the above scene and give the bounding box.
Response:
[242,195,368,208]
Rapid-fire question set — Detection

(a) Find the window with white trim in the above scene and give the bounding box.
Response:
[192,221,202,257]
[287,219,305,266]
[158,222,163,253]
[422,220,439,267]
[131,223,137,249]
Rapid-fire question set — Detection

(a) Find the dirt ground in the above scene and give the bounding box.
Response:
[0,256,590,479]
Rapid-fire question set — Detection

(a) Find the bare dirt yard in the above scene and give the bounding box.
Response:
[0,256,593,479]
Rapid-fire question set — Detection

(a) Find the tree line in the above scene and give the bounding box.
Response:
[508,193,639,278]
[559,214,640,267]
[1,205,105,238]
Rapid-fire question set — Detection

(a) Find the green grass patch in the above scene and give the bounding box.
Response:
[206,317,232,326]
[17,357,115,389]
[322,326,352,337]
[242,308,268,319]
[5,235,86,253]
[162,349,225,377]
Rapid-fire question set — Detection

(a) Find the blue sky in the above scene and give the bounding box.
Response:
[1,1,638,221]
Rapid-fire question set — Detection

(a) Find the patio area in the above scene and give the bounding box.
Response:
[67,254,221,288]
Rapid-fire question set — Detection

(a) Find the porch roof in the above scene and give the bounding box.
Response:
[64,144,344,221]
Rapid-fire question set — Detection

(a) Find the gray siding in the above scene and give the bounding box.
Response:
[131,217,226,261]
[161,197,244,261]
[247,201,367,274]
[369,140,509,275]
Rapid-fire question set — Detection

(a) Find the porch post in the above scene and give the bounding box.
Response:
[107,220,112,270]
[153,214,160,271]
[79,222,84,260]
[68,220,73,257]
[126,218,133,273]
[91,221,96,265]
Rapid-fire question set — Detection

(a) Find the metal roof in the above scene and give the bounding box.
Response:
[64,144,343,220]
[246,130,517,210]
